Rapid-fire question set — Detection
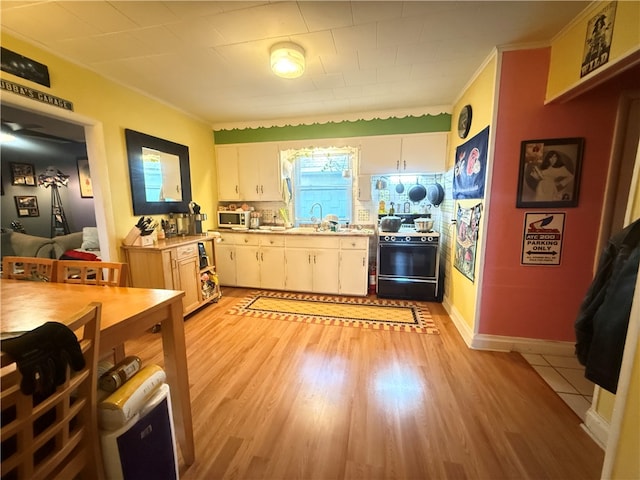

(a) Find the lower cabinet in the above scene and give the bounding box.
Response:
[122,236,217,316]
[216,232,370,296]
[216,233,286,290]
[284,236,340,294]
[338,238,369,296]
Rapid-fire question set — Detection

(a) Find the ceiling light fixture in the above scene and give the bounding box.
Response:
[270,42,305,79]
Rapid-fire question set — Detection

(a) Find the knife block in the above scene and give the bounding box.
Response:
[123,226,156,246]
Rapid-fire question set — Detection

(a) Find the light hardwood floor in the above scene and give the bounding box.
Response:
[125,287,604,479]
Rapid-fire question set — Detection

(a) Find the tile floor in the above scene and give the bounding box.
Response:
[521,353,595,421]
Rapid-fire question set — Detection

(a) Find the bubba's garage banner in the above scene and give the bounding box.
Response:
[453,126,489,200]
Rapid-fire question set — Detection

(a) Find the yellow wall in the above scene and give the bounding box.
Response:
[0,33,217,258]
[547,1,640,100]
[447,55,497,330]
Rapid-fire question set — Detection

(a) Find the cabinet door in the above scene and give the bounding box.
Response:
[255,144,282,201]
[215,244,237,286]
[401,133,448,173]
[237,143,281,201]
[359,136,401,175]
[176,256,200,313]
[339,249,367,296]
[260,247,285,290]
[357,174,371,201]
[285,248,313,292]
[312,249,340,294]
[235,245,261,288]
[216,146,241,200]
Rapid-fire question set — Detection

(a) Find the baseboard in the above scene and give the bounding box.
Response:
[582,407,608,449]
[442,296,474,348]
[471,334,575,355]
[442,295,575,355]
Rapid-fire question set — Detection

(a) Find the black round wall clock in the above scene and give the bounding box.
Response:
[458,104,472,139]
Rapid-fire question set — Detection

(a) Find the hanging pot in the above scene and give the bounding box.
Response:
[375,177,388,190]
[408,179,427,203]
[427,183,445,206]
[395,177,405,194]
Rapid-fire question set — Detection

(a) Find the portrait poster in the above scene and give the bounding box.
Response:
[581,1,616,78]
[454,203,483,283]
[77,158,93,198]
[453,126,489,200]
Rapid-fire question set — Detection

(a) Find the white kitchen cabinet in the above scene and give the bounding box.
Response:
[215,146,241,201]
[338,237,369,296]
[357,174,371,201]
[122,236,217,316]
[238,143,282,201]
[401,133,448,173]
[359,133,448,174]
[285,236,340,294]
[359,135,401,175]
[216,233,285,289]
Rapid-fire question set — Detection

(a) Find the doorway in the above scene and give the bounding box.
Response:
[0,95,116,260]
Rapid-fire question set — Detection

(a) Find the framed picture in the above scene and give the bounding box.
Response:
[516,138,585,208]
[14,195,39,217]
[10,162,37,186]
[77,158,93,198]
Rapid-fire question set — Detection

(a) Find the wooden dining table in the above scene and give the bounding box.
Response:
[0,278,195,466]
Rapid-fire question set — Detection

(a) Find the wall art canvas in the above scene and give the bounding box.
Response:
[453,126,489,199]
[581,1,616,78]
[77,158,93,198]
[517,137,584,208]
[454,202,482,283]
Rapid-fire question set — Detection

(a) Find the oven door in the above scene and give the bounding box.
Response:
[378,242,437,279]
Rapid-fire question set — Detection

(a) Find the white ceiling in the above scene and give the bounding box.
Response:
[1,1,590,130]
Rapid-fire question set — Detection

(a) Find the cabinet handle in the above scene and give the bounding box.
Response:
[256,185,259,194]
[396,160,399,170]
[230,251,234,261]
[308,254,311,264]
[404,160,406,170]
[261,253,264,261]
[256,252,259,261]
[313,255,317,264]
[261,185,264,194]
[235,185,238,193]
[362,258,365,267]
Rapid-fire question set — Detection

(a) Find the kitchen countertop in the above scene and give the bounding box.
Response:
[217,227,375,236]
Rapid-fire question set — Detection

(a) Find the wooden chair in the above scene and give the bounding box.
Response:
[55,260,128,287]
[0,303,104,479]
[2,257,57,282]
[55,260,128,363]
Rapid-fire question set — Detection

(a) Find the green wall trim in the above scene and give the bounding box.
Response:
[213,113,451,144]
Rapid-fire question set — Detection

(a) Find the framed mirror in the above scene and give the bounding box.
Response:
[125,129,193,215]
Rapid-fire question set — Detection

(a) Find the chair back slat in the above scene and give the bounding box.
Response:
[0,303,104,479]
[2,257,56,282]
[55,261,128,287]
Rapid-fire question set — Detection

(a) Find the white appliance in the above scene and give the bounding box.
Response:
[217,210,250,229]
[100,384,178,480]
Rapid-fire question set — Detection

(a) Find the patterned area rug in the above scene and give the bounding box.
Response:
[228,291,439,334]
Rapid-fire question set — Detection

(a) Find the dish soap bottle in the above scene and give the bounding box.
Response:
[389,202,395,215]
[378,200,386,214]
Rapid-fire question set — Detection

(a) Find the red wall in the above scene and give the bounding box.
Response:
[479,48,639,341]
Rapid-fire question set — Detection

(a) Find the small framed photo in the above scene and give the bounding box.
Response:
[14,195,39,217]
[10,162,36,186]
[77,158,93,198]
[516,138,585,208]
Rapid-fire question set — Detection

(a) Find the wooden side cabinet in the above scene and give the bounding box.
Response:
[122,236,218,316]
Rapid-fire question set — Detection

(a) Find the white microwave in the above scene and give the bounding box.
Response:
[217,210,250,229]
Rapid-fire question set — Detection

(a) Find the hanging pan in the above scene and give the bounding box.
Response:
[427,183,445,206]
[408,179,427,203]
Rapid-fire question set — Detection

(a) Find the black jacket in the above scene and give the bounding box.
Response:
[574,218,640,393]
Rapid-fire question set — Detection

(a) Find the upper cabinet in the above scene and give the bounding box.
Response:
[216,146,241,200]
[359,133,448,175]
[215,143,282,201]
[237,143,281,201]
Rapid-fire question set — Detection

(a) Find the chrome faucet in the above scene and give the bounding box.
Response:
[310,203,323,229]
